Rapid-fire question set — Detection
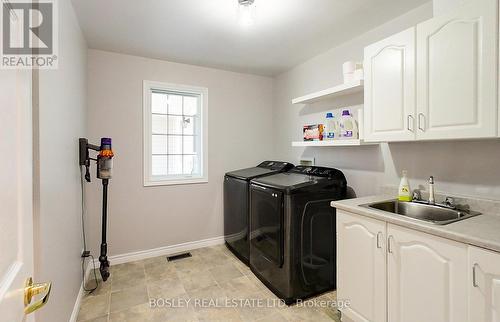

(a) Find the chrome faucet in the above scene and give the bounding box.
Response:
[428,176,435,205]
[411,177,466,211]
[412,176,436,204]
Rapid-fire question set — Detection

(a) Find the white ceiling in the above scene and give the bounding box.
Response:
[72,0,429,76]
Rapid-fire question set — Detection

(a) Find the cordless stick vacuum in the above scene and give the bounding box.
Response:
[79,137,114,282]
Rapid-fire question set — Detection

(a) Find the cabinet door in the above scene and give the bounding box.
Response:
[364,27,416,142]
[469,246,500,322]
[337,211,386,322]
[416,0,498,140]
[387,224,468,322]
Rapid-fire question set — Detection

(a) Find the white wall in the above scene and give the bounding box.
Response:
[86,50,274,256]
[272,2,500,201]
[433,0,467,15]
[33,0,88,321]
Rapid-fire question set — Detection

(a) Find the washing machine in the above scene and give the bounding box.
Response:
[249,165,347,303]
[224,161,294,264]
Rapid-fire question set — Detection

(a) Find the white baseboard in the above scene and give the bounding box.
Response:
[71,236,225,321]
[69,256,96,322]
[68,283,84,322]
[105,235,225,266]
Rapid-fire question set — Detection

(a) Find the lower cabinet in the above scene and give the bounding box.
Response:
[469,246,500,322]
[337,210,472,322]
[387,224,468,322]
[337,211,387,322]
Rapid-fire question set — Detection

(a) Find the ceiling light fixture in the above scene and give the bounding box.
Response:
[238,0,256,27]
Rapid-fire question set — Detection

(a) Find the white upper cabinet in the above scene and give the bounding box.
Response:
[364,0,498,142]
[387,224,468,322]
[337,211,387,322]
[469,246,500,322]
[364,28,416,142]
[416,0,498,140]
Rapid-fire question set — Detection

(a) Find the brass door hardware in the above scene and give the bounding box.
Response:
[24,277,51,314]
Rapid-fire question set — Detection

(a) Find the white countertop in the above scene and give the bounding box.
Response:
[331,195,500,253]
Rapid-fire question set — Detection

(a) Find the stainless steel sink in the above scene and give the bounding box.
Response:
[361,200,481,225]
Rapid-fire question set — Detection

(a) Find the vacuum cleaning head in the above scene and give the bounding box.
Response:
[99,263,110,282]
[99,253,110,282]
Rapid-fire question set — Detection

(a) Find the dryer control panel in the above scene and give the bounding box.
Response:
[289,166,340,178]
[257,161,294,171]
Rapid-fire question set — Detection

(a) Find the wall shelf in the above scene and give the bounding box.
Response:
[291,139,377,147]
[291,80,364,105]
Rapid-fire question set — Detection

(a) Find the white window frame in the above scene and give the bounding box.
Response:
[143,80,208,186]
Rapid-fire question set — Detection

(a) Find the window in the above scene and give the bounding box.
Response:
[143,81,208,186]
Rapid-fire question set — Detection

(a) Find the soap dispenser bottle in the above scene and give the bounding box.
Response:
[398,170,411,202]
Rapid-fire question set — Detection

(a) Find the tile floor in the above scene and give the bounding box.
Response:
[77,245,341,322]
